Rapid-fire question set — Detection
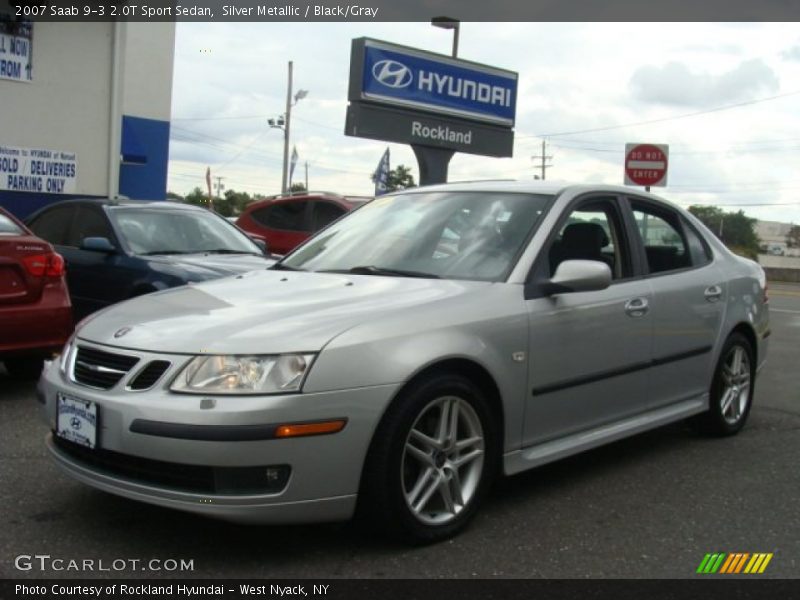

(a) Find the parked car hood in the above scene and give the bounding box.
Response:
[77,270,491,354]
[144,252,275,280]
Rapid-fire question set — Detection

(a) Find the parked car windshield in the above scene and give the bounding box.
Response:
[108,207,261,255]
[282,191,552,281]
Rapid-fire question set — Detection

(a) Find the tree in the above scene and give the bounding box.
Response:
[688,205,760,259]
[787,224,800,248]
[166,191,184,201]
[290,182,307,192]
[370,164,416,193]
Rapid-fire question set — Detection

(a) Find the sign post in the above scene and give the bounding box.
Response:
[624,143,669,190]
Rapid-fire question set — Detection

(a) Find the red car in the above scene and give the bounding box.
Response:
[0,207,72,379]
[236,191,371,255]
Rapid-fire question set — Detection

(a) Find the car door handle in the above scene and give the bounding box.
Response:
[704,285,723,302]
[624,297,649,317]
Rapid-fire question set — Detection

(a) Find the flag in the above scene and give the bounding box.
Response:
[289,146,299,186]
[205,166,214,210]
[374,147,390,196]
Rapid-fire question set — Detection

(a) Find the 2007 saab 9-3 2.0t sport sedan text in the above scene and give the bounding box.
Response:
[38,181,769,543]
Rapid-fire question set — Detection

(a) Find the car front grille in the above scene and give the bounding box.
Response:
[52,435,290,495]
[72,346,140,390]
[128,360,172,390]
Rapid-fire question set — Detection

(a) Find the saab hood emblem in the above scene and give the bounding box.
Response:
[114,327,132,338]
[372,60,413,89]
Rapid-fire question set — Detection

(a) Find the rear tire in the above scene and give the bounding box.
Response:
[358,373,499,544]
[4,357,45,380]
[695,333,755,436]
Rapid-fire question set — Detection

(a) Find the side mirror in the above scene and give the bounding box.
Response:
[542,260,612,295]
[80,237,116,253]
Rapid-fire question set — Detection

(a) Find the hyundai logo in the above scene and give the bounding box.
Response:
[114,327,132,338]
[372,60,413,89]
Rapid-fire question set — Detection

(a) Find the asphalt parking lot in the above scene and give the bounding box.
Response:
[1,284,798,579]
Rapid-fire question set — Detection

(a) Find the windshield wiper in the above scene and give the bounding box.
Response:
[139,250,192,256]
[321,265,440,279]
[202,249,262,256]
[270,262,304,271]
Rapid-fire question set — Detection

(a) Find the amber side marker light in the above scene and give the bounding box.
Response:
[275,419,347,438]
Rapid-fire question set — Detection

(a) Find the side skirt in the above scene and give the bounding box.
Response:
[503,395,708,476]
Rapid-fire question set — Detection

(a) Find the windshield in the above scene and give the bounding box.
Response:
[282,191,552,281]
[109,208,260,255]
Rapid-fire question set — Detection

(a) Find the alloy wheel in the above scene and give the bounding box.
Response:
[401,395,485,526]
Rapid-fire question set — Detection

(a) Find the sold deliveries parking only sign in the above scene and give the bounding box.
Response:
[624,143,669,188]
[0,145,78,195]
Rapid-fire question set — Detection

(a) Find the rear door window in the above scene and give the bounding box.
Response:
[312,201,346,231]
[27,205,76,246]
[68,207,114,247]
[630,201,693,274]
[263,201,310,231]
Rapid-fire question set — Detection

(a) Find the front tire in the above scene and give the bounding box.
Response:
[697,333,755,436]
[359,373,499,543]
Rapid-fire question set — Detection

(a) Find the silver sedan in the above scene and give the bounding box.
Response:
[38,181,769,542]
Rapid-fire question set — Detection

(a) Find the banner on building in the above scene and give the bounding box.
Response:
[0,20,33,83]
[0,145,78,194]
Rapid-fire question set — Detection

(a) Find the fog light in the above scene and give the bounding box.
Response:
[213,464,290,494]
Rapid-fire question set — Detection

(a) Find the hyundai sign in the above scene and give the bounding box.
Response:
[349,38,518,127]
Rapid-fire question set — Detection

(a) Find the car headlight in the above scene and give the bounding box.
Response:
[170,354,316,395]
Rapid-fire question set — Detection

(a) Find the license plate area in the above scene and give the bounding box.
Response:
[56,393,98,449]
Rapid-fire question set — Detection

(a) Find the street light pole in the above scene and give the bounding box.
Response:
[431,16,460,58]
[281,61,293,194]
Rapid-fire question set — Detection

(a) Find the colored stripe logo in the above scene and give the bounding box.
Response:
[697,553,773,574]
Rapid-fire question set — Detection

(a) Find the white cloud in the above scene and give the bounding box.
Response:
[168,22,800,223]
[630,59,779,107]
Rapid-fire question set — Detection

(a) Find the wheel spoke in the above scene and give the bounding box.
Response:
[438,475,456,514]
[409,427,442,452]
[455,435,483,452]
[436,398,455,444]
[408,468,439,513]
[720,387,735,416]
[452,447,484,469]
[405,440,434,466]
[446,400,460,446]
[448,469,465,508]
[731,347,743,375]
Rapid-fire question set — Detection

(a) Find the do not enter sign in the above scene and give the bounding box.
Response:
[624,143,669,187]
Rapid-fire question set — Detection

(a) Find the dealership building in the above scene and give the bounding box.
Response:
[0,13,175,218]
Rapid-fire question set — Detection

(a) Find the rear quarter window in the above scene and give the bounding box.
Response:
[0,214,24,235]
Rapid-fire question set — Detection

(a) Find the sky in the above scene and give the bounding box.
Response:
[167,22,800,224]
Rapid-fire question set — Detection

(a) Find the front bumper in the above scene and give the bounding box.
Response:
[39,346,399,523]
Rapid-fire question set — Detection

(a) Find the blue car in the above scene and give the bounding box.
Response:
[25,199,274,322]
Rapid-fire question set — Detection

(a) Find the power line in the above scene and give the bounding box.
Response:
[520,89,800,138]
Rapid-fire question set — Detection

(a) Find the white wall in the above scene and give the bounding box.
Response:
[0,22,176,200]
[122,22,176,121]
[0,22,113,196]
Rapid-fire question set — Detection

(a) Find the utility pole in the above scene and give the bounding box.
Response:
[531,138,553,180]
[304,161,309,190]
[214,176,225,200]
[281,61,293,194]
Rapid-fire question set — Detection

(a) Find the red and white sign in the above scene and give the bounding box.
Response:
[624,143,669,188]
